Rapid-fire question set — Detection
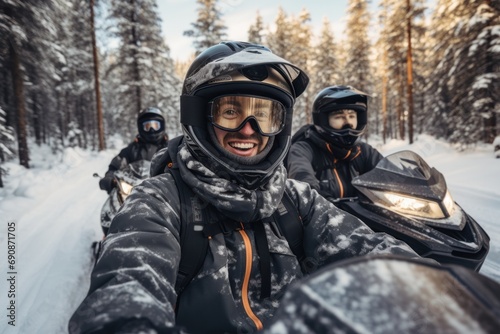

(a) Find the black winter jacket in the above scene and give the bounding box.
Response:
[287,126,383,199]
[70,138,419,334]
[99,135,168,192]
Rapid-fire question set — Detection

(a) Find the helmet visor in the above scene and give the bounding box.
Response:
[142,120,162,132]
[209,95,286,136]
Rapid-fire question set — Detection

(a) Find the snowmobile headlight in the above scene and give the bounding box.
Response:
[119,180,134,197]
[369,190,450,219]
[442,190,455,216]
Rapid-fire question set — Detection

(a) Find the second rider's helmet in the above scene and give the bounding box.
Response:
[312,85,369,147]
[137,107,166,144]
[180,41,309,189]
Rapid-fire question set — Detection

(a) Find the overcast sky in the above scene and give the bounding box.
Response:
[157,0,351,61]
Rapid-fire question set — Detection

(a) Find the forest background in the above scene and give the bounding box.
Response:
[0,0,499,187]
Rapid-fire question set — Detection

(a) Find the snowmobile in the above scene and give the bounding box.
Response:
[331,150,490,272]
[264,254,500,334]
[94,160,151,235]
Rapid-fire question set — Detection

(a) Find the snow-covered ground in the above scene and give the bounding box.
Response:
[0,134,499,333]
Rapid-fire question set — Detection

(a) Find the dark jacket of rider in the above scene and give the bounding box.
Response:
[69,42,420,334]
[287,86,383,200]
[287,125,383,200]
[99,136,168,193]
[99,106,169,193]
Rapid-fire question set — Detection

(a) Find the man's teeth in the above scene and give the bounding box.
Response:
[230,142,255,149]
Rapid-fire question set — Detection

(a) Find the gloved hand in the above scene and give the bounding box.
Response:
[99,176,116,194]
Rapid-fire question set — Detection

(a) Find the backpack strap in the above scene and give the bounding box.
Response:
[173,176,209,296]
[254,219,272,298]
[163,137,210,296]
[272,189,305,263]
[255,189,305,299]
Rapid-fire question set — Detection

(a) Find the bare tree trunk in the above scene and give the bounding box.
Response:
[382,50,388,144]
[32,92,42,145]
[397,67,405,141]
[0,149,4,187]
[483,20,496,143]
[130,0,142,113]
[305,93,311,125]
[9,39,30,168]
[41,94,47,144]
[90,0,106,151]
[2,68,13,127]
[406,0,414,144]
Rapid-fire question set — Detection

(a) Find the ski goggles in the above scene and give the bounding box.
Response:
[209,95,286,136]
[142,120,162,132]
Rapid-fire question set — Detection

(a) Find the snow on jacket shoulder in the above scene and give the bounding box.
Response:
[69,173,419,334]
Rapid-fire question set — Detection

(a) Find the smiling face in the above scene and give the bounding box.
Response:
[213,121,269,157]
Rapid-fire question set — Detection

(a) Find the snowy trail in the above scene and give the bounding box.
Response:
[0,148,111,334]
[448,185,500,232]
[16,172,102,333]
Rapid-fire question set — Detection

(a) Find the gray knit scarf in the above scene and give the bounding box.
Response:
[177,145,286,223]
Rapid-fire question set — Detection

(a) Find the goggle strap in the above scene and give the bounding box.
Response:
[283,108,293,135]
[181,95,207,128]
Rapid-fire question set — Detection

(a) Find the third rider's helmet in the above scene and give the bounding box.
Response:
[312,85,369,147]
[180,41,309,189]
[137,107,165,144]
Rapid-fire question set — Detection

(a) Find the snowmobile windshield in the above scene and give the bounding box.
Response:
[376,150,433,179]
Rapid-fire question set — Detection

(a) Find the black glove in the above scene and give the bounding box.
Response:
[99,176,116,193]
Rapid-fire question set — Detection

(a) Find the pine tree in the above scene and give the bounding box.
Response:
[248,11,265,44]
[344,0,372,94]
[266,7,290,59]
[373,0,391,141]
[426,0,500,145]
[310,18,340,97]
[288,9,312,79]
[375,0,426,142]
[183,0,228,55]
[53,0,99,150]
[450,1,499,144]
[0,0,60,167]
[106,0,181,138]
[90,0,106,151]
[410,1,428,137]
[266,8,313,132]
[0,105,15,187]
[289,9,313,129]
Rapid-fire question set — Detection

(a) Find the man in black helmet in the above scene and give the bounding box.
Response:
[98,107,169,193]
[70,43,419,334]
[287,85,383,200]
